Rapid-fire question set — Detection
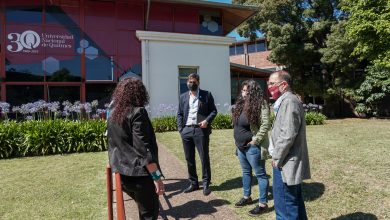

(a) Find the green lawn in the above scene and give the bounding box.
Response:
[0,152,108,219]
[0,119,389,219]
[156,119,390,220]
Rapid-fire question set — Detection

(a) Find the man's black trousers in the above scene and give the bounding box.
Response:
[180,126,211,187]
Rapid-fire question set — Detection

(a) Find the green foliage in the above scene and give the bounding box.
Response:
[342,0,390,116]
[233,0,343,96]
[151,116,177,133]
[151,114,234,133]
[305,112,327,125]
[355,65,390,116]
[342,0,390,67]
[211,114,233,129]
[0,120,107,159]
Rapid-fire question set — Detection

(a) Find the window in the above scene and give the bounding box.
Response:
[6,3,42,24]
[45,55,81,82]
[247,43,256,53]
[199,11,222,35]
[6,55,44,82]
[256,42,266,52]
[48,86,80,103]
[235,45,244,55]
[178,67,198,96]
[229,46,236,56]
[46,5,80,27]
[86,56,114,81]
[86,84,115,108]
[6,85,44,106]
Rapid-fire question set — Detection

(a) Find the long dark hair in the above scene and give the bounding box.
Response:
[233,80,266,127]
[110,77,149,123]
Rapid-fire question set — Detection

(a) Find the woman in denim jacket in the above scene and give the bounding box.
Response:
[232,80,271,216]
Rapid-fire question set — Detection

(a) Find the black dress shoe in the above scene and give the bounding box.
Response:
[203,185,211,196]
[184,184,199,193]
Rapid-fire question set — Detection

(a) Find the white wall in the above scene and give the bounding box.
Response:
[137,31,235,117]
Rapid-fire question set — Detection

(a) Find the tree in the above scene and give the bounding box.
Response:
[342,0,390,116]
[233,0,342,97]
[234,0,390,117]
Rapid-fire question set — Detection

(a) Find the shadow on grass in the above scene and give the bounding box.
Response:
[302,182,325,201]
[210,177,242,191]
[160,198,231,220]
[331,212,378,220]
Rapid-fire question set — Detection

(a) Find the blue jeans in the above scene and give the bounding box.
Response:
[237,145,269,203]
[273,167,307,220]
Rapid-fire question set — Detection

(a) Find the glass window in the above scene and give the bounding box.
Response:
[178,67,197,95]
[6,4,42,24]
[48,86,80,103]
[45,55,81,82]
[6,85,44,106]
[199,11,222,35]
[229,46,236,56]
[256,42,266,52]
[44,27,80,55]
[86,56,114,81]
[5,54,44,82]
[85,0,115,31]
[86,84,115,108]
[117,2,143,30]
[236,45,244,55]
[248,43,256,53]
[116,56,142,81]
[45,5,80,26]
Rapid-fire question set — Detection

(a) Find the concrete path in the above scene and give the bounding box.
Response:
[112,142,239,220]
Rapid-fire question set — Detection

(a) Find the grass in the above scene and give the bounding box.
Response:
[0,152,108,219]
[0,119,389,219]
[156,119,390,220]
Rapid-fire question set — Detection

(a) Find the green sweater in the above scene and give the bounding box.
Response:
[250,101,271,159]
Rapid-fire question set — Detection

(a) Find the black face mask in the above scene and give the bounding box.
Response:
[187,83,198,91]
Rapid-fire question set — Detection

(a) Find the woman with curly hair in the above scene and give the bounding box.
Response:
[107,77,164,220]
[232,80,271,216]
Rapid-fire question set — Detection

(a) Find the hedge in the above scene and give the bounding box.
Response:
[0,112,326,159]
[0,120,107,159]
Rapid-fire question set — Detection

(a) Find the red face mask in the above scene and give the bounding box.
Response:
[268,85,281,100]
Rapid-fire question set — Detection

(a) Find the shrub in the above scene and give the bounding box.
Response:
[151,113,233,133]
[305,112,327,125]
[0,120,107,159]
[211,114,233,129]
[151,116,177,132]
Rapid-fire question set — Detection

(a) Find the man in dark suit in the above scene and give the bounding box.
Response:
[177,73,217,196]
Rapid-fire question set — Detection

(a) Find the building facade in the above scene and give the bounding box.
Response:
[0,0,256,115]
[229,38,280,71]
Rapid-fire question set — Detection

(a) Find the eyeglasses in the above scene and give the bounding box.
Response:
[267,81,283,86]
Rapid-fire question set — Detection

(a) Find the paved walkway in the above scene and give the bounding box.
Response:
[113,142,239,220]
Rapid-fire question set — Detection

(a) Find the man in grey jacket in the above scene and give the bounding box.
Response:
[268,70,311,220]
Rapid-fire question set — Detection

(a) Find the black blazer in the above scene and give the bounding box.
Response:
[177,89,217,135]
[107,107,159,177]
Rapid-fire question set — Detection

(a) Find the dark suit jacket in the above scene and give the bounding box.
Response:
[177,89,217,135]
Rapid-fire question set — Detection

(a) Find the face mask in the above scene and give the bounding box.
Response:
[268,85,281,100]
[187,83,198,91]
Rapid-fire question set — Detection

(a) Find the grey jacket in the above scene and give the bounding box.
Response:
[271,92,311,185]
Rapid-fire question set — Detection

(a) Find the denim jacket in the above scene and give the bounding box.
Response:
[250,100,271,159]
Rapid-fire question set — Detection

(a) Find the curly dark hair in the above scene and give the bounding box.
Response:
[232,80,266,128]
[110,77,149,124]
